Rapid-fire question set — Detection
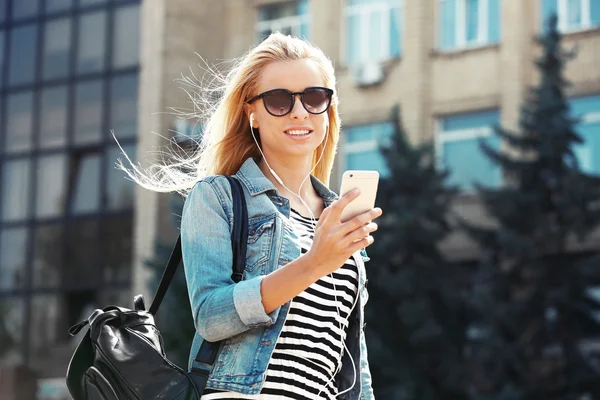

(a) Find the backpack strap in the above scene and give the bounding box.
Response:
[148,175,248,315]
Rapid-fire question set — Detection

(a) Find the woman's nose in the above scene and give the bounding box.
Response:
[289,94,309,120]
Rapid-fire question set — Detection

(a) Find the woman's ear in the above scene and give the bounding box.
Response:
[244,105,257,128]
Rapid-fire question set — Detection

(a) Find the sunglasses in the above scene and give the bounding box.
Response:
[247,86,334,117]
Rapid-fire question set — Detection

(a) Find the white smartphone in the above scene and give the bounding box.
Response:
[339,170,380,223]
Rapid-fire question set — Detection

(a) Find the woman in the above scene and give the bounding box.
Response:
[124,32,381,399]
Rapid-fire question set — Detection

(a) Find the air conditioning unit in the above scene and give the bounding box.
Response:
[352,62,385,87]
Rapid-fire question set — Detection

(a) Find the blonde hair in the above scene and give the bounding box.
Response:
[119,33,340,196]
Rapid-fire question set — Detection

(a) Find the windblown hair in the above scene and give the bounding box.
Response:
[118,33,340,196]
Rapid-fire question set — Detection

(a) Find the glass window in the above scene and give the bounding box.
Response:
[344,122,394,178]
[12,0,39,20]
[79,0,107,7]
[73,80,104,145]
[64,219,99,287]
[542,0,600,31]
[8,24,38,86]
[77,11,106,74]
[439,0,501,50]
[107,145,135,210]
[113,5,140,69]
[43,18,71,80]
[5,91,34,153]
[0,228,27,290]
[39,85,68,149]
[29,295,63,365]
[0,298,25,365]
[0,31,6,88]
[1,159,31,221]
[46,0,72,14]
[0,0,6,23]
[110,74,138,139]
[593,0,600,25]
[466,0,479,41]
[70,153,101,214]
[346,0,402,65]
[571,95,600,174]
[104,216,133,283]
[32,224,63,288]
[438,109,501,191]
[36,154,67,218]
[256,0,309,41]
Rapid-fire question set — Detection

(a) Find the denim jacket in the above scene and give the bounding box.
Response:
[180,157,374,399]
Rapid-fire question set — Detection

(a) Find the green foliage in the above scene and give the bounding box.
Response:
[366,105,469,399]
[463,14,600,399]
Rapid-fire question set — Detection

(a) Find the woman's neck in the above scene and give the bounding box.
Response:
[257,157,316,201]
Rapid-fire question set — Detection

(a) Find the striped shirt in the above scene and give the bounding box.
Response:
[202,208,360,400]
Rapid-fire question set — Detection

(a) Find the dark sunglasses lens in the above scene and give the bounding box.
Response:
[263,90,293,116]
[302,88,331,114]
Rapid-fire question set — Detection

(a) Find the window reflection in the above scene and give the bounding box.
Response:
[71,153,101,214]
[0,31,5,88]
[39,85,68,149]
[5,91,34,153]
[0,298,24,365]
[36,154,67,218]
[29,295,63,365]
[8,24,38,86]
[33,224,63,288]
[64,219,99,287]
[43,18,72,80]
[113,5,140,68]
[0,228,27,290]
[107,145,135,210]
[0,0,6,23]
[46,0,72,14]
[77,11,106,74]
[12,0,39,20]
[74,80,103,145]
[1,159,31,221]
[104,216,133,283]
[79,0,107,7]
[110,74,138,139]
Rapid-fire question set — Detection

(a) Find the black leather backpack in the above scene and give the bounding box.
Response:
[65,176,248,400]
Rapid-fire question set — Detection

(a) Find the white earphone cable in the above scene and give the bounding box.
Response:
[249,114,359,398]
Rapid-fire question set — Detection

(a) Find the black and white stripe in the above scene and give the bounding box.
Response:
[202,209,359,400]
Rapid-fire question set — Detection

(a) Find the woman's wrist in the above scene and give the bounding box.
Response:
[260,253,325,314]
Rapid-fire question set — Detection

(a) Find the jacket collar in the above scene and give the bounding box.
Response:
[235,157,338,205]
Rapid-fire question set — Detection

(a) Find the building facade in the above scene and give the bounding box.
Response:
[0,0,599,397]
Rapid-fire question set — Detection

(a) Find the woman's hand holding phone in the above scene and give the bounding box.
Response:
[305,189,382,277]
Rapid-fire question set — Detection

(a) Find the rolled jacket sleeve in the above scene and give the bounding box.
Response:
[181,178,278,343]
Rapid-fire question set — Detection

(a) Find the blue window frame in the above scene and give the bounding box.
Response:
[571,95,600,174]
[541,0,600,32]
[346,0,402,65]
[439,0,501,50]
[343,122,394,178]
[256,0,309,41]
[437,110,501,191]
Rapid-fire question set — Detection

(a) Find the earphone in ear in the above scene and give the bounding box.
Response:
[250,113,255,126]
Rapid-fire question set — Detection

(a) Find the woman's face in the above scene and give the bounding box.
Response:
[248,59,330,162]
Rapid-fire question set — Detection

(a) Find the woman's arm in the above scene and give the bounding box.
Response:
[182,178,280,342]
[182,178,381,342]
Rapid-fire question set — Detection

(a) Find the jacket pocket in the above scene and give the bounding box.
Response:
[245,214,275,273]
